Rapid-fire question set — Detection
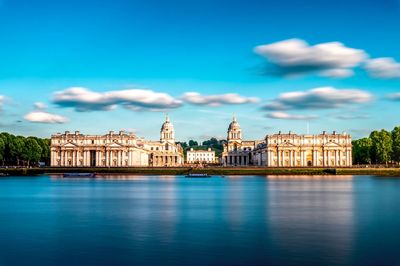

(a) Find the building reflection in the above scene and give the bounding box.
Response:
[266,175,355,264]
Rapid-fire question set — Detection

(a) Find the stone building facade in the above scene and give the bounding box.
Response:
[222,117,352,167]
[256,131,352,167]
[50,116,184,167]
[221,116,263,166]
[186,148,216,164]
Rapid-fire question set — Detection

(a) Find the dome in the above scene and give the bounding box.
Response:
[161,115,174,132]
[228,116,240,131]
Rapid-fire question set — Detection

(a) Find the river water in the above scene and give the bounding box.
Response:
[0,175,399,265]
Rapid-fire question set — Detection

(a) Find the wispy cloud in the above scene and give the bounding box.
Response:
[0,95,4,110]
[386,92,400,101]
[181,92,259,106]
[263,87,373,111]
[254,39,367,78]
[333,114,370,120]
[266,111,317,120]
[364,57,400,79]
[53,87,183,112]
[24,102,68,124]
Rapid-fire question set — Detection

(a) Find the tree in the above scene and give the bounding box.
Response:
[22,138,42,166]
[0,137,5,163]
[370,130,392,165]
[188,140,198,146]
[391,126,400,163]
[176,141,188,149]
[9,135,25,165]
[352,138,372,164]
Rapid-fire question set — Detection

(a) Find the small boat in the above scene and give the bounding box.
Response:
[185,173,211,178]
[63,173,96,178]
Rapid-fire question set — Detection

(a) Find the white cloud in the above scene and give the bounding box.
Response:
[364,57,400,79]
[0,95,4,107]
[263,87,373,111]
[34,102,47,110]
[24,102,68,124]
[320,68,354,78]
[266,111,317,120]
[24,111,68,124]
[254,39,367,78]
[334,114,370,120]
[386,93,400,101]
[181,92,259,106]
[53,87,183,112]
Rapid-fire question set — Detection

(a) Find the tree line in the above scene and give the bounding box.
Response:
[352,126,400,165]
[177,137,225,157]
[0,132,50,167]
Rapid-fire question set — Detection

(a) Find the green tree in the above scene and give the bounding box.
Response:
[9,135,25,165]
[188,140,198,146]
[391,126,400,163]
[22,138,42,166]
[370,130,392,165]
[0,137,5,163]
[176,141,188,149]
[352,138,372,164]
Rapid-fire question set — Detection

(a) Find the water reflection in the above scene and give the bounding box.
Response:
[266,175,354,264]
[2,175,400,265]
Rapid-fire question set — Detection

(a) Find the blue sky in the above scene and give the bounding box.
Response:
[0,0,400,141]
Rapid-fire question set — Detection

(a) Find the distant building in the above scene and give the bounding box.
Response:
[221,116,263,166]
[222,116,352,167]
[254,131,353,167]
[50,116,184,167]
[186,148,216,164]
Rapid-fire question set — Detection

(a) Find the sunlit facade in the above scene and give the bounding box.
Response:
[50,116,184,167]
[222,117,352,167]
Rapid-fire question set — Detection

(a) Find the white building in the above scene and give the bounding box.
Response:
[50,116,184,167]
[186,148,216,164]
[222,116,352,167]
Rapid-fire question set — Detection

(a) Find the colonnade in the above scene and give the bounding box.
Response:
[152,155,180,166]
[266,148,352,167]
[51,148,149,167]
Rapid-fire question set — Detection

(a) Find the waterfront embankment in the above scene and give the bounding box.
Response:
[1,167,400,176]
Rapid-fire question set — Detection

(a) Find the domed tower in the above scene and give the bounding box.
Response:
[227,115,242,142]
[160,114,175,143]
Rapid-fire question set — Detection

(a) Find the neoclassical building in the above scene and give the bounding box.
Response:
[221,116,263,166]
[254,131,352,167]
[186,148,216,164]
[222,117,352,167]
[50,116,184,167]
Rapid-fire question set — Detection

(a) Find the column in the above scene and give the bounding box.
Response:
[327,150,331,167]
[334,150,338,166]
[72,150,76,166]
[128,151,132,167]
[290,151,293,167]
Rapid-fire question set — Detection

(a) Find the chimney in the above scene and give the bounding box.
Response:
[278,131,281,135]
[289,130,292,135]
[65,131,70,134]
[75,131,80,135]
[323,131,326,135]
[333,131,336,135]
[119,130,125,135]
[109,130,114,135]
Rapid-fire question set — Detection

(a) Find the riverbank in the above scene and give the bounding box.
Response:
[1,166,400,176]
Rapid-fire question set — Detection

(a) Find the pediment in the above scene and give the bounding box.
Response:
[277,142,297,148]
[107,142,123,148]
[62,142,78,148]
[323,142,342,148]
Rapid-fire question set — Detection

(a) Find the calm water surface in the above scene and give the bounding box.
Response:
[0,175,399,266]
